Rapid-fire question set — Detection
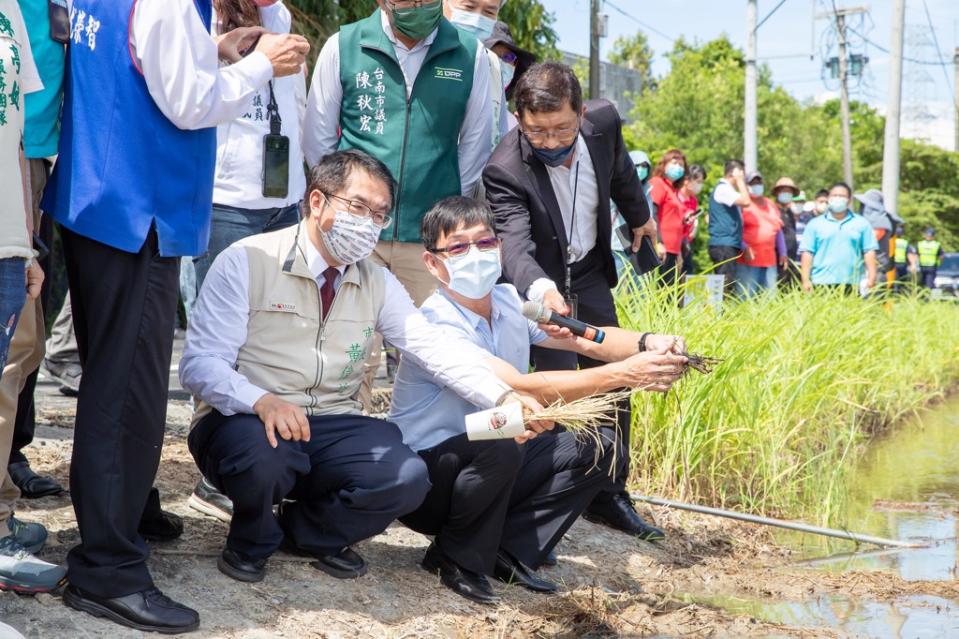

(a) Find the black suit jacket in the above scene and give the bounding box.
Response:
[483,99,651,296]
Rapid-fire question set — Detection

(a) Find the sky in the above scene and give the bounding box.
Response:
[543,0,959,150]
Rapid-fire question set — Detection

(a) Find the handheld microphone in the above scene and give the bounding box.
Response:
[522,301,605,344]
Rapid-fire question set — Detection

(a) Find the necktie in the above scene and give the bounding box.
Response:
[320,267,339,321]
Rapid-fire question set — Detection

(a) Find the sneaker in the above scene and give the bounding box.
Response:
[0,536,66,594]
[43,358,82,395]
[187,477,233,523]
[7,515,47,554]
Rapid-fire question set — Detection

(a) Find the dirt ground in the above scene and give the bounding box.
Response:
[1,389,956,638]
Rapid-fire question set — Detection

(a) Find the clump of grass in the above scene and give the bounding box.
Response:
[613,273,959,525]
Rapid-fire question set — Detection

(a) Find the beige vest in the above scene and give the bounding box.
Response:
[192,224,386,426]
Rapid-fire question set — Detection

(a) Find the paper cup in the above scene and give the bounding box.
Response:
[465,402,525,441]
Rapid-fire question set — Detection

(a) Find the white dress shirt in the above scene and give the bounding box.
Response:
[179,232,510,416]
[302,11,492,195]
[527,135,600,303]
[130,0,275,131]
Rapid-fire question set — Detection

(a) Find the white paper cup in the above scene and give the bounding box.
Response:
[465,402,525,441]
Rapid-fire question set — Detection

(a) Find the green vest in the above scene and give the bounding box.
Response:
[917,240,941,268]
[894,237,909,264]
[338,11,477,243]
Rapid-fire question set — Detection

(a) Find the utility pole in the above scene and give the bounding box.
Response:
[954,47,959,152]
[745,0,758,173]
[589,0,601,99]
[881,0,906,216]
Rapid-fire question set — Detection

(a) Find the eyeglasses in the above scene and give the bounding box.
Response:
[324,193,393,228]
[431,237,500,257]
[387,0,439,10]
[522,126,579,144]
[499,51,518,65]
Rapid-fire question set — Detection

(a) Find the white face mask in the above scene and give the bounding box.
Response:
[444,246,502,299]
[749,184,765,197]
[777,192,793,204]
[449,8,496,41]
[690,182,704,195]
[828,196,849,213]
[318,207,381,266]
[501,63,515,90]
[803,201,816,213]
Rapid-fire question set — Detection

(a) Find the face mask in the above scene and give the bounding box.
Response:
[816,201,828,214]
[526,133,578,167]
[500,63,515,90]
[664,163,685,182]
[828,196,848,213]
[777,192,793,204]
[318,207,381,265]
[389,0,442,41]
[252,0,279,6]
[444,246,502,299]
[449,8,496,41]
[803,201,816,213]
[691,182,703,195]
[749,184,764,197]
[636,165,649,181]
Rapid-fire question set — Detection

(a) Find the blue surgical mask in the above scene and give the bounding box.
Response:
[637,165,649,181]
[500,63,515,90]
[664,164,685,182]
[828,196,848,213]
[749,184,765,197]
[526,134,578,167]
[444,246,502,299]
[449,8,496,41]
[777,192,793,204]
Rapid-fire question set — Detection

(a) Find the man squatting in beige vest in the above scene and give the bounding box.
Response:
[179,150,549,583]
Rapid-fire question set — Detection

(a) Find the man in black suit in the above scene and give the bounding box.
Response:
[483,62,672,541]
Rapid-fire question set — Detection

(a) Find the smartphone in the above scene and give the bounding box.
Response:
[262,134,290,199]
[48,0,70,44]
[616,223,661,275]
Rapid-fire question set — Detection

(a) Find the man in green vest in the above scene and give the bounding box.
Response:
[892,225,917,284]
[304,0,492,309]
[917,227,945,289]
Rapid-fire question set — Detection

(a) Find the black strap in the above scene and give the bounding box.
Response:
[266,81,282,136]
[563,161,581,298]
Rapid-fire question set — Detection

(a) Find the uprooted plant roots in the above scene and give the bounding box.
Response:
[682,353,723,375]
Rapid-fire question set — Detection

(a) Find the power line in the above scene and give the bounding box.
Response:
[604,0,676,45]
[755,0,790,31]
[920,0,956,101]
[846,25,950,67]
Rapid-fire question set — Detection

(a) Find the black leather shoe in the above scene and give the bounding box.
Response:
[493,550,557,594]
[584,492,666,541]
[187,477,233,523]
[7,461,63,499]
[139,488,184,542]
[280,536,368,579]
[421,543,498,605]
[217,548,266,583]
[542,549,558,567]
[62,584,199,634]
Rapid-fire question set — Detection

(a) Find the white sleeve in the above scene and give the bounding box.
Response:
[303,34,343,167]
[714,182,741,207]
[375,269,509,409]
[179,246,268,415]
[131,0,274,130]
[457,44,493,195]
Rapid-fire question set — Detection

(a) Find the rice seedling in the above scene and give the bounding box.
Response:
[612,273,959,525]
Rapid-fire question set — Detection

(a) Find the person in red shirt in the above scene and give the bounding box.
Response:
[648,149,688,285]
[737,172,785,296]
[677,164,706,275]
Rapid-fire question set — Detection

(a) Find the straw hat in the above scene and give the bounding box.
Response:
[772,177,799,196]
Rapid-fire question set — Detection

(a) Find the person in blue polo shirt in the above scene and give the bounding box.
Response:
[799,181,878,293]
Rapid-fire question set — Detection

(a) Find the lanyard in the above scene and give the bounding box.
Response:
[266,81,282,135]
[564,161,581,297]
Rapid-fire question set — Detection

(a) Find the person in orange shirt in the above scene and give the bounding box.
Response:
[737,172,785,297]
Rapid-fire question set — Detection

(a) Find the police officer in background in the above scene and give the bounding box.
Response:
[43,0,308,632]
[917,227,945,289]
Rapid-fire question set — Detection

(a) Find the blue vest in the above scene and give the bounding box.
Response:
[43,0,216,257]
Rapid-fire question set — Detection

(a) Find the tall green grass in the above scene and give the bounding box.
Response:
[615,278,959,524]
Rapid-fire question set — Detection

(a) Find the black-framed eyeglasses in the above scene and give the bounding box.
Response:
[386,0,439,11]
[430,237,500,257]
[323,192,393,228]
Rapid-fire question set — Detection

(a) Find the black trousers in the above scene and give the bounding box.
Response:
[61,226,179,598]
[708,245,741,296]
[530,251,631,496]
[402,431,614,573]
[189,411,431,560]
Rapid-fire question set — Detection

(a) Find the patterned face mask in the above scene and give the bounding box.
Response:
[318,207,381,266]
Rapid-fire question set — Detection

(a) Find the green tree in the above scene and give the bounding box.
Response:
[497,0,559,62]
[608,32,654,93]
